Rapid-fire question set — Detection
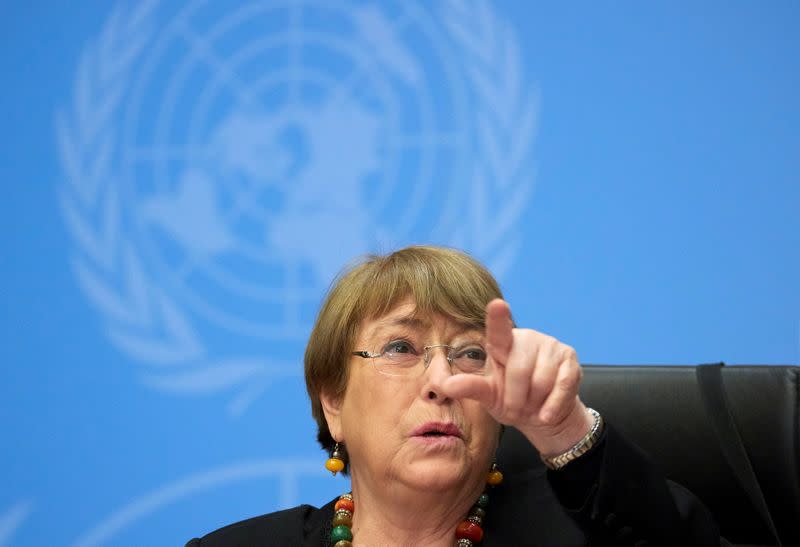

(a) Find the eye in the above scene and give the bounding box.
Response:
[451,345,488,374]
[456,346,487,362]
[382,340,417,356]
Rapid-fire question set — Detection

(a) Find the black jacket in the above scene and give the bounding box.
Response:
[187,424,723,546]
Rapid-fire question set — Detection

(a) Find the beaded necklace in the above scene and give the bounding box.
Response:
[328,464,503,547]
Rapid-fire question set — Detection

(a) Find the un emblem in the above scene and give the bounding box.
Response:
[57,0,538,413]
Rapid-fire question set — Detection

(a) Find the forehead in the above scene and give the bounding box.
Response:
[360,298,482,341]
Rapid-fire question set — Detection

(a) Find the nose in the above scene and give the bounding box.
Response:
[420,345,453,403]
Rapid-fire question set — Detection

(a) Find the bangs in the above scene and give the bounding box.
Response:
[352,247,502,328]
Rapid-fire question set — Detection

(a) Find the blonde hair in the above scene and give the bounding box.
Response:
[304,245,504,455]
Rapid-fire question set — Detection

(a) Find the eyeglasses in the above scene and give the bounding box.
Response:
[351,340,488,377]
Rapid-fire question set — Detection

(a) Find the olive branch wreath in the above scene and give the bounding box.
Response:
[441,0,537,278]
[56,0,537,415]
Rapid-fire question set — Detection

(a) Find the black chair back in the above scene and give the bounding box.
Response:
[498,365,799,546]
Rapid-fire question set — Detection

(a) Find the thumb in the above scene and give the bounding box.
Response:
[441,374,495,407]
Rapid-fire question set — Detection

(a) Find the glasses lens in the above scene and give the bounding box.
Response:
[379,340,420,375]
[451,346,488,375]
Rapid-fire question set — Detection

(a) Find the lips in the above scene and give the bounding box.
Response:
[411,422,463,438]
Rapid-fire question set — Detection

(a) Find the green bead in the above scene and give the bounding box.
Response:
[331,525,353,543]
[470,506,486,519]
[476,493,489,508]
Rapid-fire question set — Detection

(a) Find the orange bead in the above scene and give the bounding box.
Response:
[326,458,344,475]
[456,520,484,542]
[487,469,503,486]
[335,498,355,513]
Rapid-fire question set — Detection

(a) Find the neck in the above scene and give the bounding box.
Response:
[347,470,485,547]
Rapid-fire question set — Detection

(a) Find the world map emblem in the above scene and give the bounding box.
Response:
[57,0,538,414]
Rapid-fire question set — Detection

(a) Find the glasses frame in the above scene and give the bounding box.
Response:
[351,343,484,376]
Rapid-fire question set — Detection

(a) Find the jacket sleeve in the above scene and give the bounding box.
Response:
[546,423,726,547]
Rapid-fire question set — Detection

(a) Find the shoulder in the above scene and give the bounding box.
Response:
[186,500,335,547]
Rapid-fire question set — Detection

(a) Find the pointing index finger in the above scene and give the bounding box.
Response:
[485,298,513,367]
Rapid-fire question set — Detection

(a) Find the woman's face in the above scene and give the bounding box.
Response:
[321,298,500,494]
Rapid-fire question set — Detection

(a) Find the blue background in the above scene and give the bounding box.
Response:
[1,1,798,545]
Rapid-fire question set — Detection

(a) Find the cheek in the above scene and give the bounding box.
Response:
[465,403,500,451]
[342,377,411,440]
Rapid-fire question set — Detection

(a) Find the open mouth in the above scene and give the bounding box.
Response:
[411,422,463,439]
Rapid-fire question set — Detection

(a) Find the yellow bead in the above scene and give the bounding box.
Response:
[332,511,353,527]
[326,457,345,475]
[487,469,503,485]
[333,541,353,547]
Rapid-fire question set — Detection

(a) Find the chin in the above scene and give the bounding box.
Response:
[401,456,472,492]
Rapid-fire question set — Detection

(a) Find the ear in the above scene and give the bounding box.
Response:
[320,389,344,442]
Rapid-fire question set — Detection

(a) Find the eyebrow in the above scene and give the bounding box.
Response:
[371,316,428,335]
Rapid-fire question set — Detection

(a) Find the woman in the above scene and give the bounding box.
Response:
[188,246,722,546]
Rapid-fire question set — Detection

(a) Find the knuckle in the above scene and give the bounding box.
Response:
[558,345,578,363]
[555,376,572,392]
[557,369,579,391]
[520,329,545,346]
[540,407,559,425]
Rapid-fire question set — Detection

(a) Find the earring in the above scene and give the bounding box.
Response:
[487,461,503,486]
[325,442,345,475]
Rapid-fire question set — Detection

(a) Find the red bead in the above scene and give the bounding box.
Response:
[455,520,484,543]
[335,498,355,513]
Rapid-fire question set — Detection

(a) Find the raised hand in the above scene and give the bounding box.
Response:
[442,299,594,456]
